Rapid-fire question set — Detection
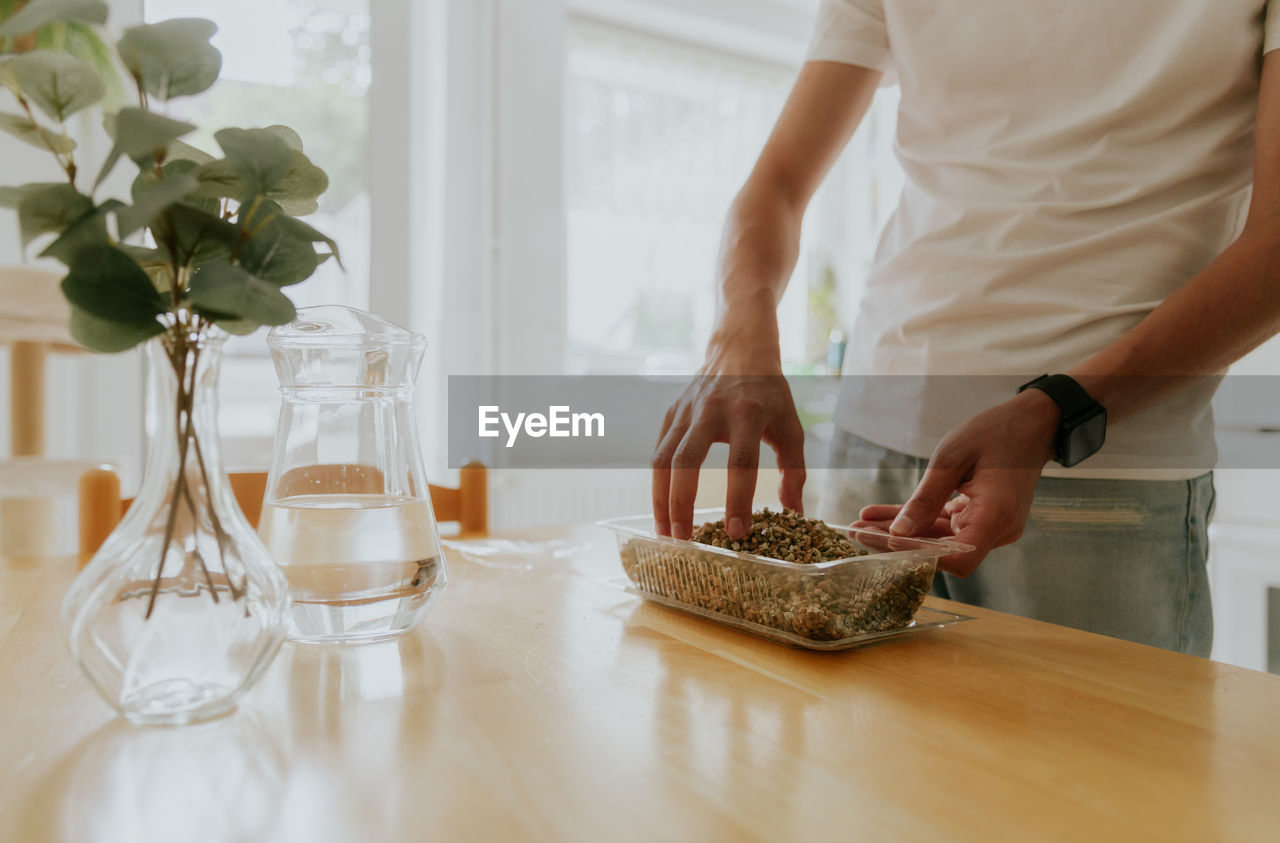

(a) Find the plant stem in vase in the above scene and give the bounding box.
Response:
[62,325,289,725]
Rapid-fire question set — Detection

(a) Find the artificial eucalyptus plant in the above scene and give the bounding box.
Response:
[1,0,337,615]
[0,0,122,103]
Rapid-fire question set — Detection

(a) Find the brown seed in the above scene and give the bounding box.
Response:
[616,509,934,642]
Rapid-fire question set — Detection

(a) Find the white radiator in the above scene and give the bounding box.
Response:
[488,467,794,530]
[490,469,652,529]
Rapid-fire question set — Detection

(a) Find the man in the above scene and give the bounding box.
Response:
[651,0,1280,655]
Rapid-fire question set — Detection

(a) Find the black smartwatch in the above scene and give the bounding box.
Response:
[1017,374,1107,468]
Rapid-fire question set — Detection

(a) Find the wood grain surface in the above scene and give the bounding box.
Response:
[1,524,1278,842]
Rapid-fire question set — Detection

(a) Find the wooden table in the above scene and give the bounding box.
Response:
[2,525,1279,842]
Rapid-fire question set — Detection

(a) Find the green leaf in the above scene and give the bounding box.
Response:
[95,107,195,189]
[17,182,91,247]
[212,317,261,335]
[236,199,322,284]
[276,196,318,216]
[187,260,296,326]
[139,158,218,211]
[215,127,292,198]
[117,170,199,237]
[177,192,219,216]
[40,198,122,265]
[265,124,303,151]
[61,244,168,324]
[115,108,197,160]
[117,18,221,101]
[119,244,166,265]
[159,158,219,214]
[1,0,108,37]
[0,181,62,209]
[189,157,241,200]
[118,243,172,292]
[244,199,341,270]
[68,304,164,353]
[275,207,342,270]
[166,138,214,166]
[269,149,328,215]
[152,202,239,267]
[191,144,328,214]
[3,50,104,122]
[139,156,200,188]
[0,112,75,153]
[61,20,124,110]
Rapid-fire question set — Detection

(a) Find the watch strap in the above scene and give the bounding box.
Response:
[1017,374,1098,422]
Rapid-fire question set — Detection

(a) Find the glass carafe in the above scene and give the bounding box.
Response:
[261,306,447,644]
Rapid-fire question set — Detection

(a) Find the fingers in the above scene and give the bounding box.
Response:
[858,503,902,523]
[725,416,764,538]
[667,425,714,540]
[937,490,1021,576]
[943,494,970,516]
[854,514,954,539]
[653,377,805,540]
[890,463,967,537]
[938,523,1000,577]
[650,405,687,536]
[655,403,677,450]
[768,406,807,516]
[860,496,968,527]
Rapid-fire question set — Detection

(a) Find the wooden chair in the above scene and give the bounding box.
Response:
[0,459,103,558]
[79,461,488,561]
[0,266,86,458]
[0,267,94,557]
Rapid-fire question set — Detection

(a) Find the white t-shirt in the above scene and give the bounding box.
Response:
[812,0,1280,477]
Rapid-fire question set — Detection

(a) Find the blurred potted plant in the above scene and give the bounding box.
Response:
[0,0,339,724]
[0,0,121,102]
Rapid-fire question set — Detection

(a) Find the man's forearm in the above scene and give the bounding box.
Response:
[702,61,881,366]
[707,177,804,361]
[1069,224,1280,422]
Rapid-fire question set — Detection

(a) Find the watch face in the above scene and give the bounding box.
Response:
[1061,408,1108,467]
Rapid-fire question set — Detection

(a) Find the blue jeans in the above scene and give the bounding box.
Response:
[817,429,1215,656]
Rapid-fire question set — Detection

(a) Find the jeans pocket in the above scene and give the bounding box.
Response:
[1028,496,1150,531]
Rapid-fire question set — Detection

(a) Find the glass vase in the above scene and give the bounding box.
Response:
[62,325,290,726]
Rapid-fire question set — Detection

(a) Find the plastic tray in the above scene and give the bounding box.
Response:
[600,509,974,650]
[611,578,973,650]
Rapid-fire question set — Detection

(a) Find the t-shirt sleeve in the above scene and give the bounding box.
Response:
[805,0,891,71]
[1267,0,1280,54]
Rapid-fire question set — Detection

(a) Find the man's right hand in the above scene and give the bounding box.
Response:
[648,60,882,542]
[651,325,806,541]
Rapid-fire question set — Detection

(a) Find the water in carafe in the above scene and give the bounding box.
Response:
[262,307,447,643]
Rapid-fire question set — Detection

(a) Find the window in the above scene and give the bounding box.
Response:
[144,0,372,465]
[563,17,904,377]
[564,22,802,374]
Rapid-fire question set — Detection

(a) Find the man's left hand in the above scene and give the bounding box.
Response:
[854,388,1063,576]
